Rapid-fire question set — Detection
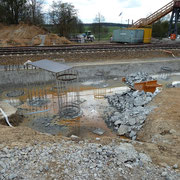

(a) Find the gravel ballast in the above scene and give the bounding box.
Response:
[0,140,180,180]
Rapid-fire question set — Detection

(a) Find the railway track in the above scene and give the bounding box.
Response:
[0,43,179,55]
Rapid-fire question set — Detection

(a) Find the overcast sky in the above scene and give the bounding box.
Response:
[45,0,171,23]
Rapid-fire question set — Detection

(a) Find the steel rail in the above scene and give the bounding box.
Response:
[0,43,179,55]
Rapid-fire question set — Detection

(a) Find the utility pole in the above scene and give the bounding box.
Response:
[119,12,123,27]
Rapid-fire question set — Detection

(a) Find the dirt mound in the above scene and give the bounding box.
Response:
[0,23,71,47]
[44,33,71,46]
[0,114,23,126]
[137,88,180,167]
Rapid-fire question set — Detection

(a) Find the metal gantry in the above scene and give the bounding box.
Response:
[168,1,180,37]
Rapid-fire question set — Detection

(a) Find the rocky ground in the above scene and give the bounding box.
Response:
[0,87,180,180]
[0,126,180,180]
[104,90,157,140]
[104,72,160,140]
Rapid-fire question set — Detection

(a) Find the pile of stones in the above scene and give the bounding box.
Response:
[0,140,179,180]
[124,72,153,88]
[105,72,159,140]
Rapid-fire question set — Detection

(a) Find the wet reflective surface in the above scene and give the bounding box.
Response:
[0,79,129,138]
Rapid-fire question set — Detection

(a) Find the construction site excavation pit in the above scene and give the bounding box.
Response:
[0,76,129,138]
[0,58,180,140]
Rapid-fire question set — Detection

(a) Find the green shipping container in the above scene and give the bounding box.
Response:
[112,29,144,43]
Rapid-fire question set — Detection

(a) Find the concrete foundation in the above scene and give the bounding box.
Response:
[0,58,180,88]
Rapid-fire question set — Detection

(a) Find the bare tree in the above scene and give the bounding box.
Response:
[0,0,28,24]
[0,0,44,25]
[49,1,83,37]
[92,13,105,41]
[26,0,44,24]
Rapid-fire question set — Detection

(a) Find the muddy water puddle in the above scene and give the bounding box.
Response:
[0,81,129,138]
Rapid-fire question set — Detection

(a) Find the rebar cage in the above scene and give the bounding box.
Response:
[94,70,107,99]
[2,60,80,120]
[56,69,80,119]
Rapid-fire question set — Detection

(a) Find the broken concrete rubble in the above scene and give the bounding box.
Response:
[104,72,159,140]
[117,125,130,135]
[124,72,153,88]
[92,128,105,135]
[105,89,157,139]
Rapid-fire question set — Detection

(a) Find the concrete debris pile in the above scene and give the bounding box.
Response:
[0,141,179,180]
[105,72,159,140]
[124,72,153,88]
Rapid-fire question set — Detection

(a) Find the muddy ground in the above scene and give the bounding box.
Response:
[0,50,180,172]
[137,88,180,167]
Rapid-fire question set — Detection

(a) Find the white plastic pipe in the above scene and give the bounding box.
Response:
[0,108,13,127]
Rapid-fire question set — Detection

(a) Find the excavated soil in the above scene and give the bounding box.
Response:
[0,114,23,126]
[0,23,71,47]
[137,87,180,167]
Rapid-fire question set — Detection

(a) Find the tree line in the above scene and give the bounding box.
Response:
[49,1,84,37]
[0,1,174,40]
[0,1,114,40]
[152,20,180,39]
[0,0,84,37]
[0,0,44,24]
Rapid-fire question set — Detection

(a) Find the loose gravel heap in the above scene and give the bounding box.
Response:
[0,140,179,180]
[124,72,153,88]
[104,72,159,140]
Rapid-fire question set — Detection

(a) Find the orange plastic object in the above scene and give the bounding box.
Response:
[134,80,162,93]
[170,33,176,40]
[122,78,162,93]
[122,77,126,82]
